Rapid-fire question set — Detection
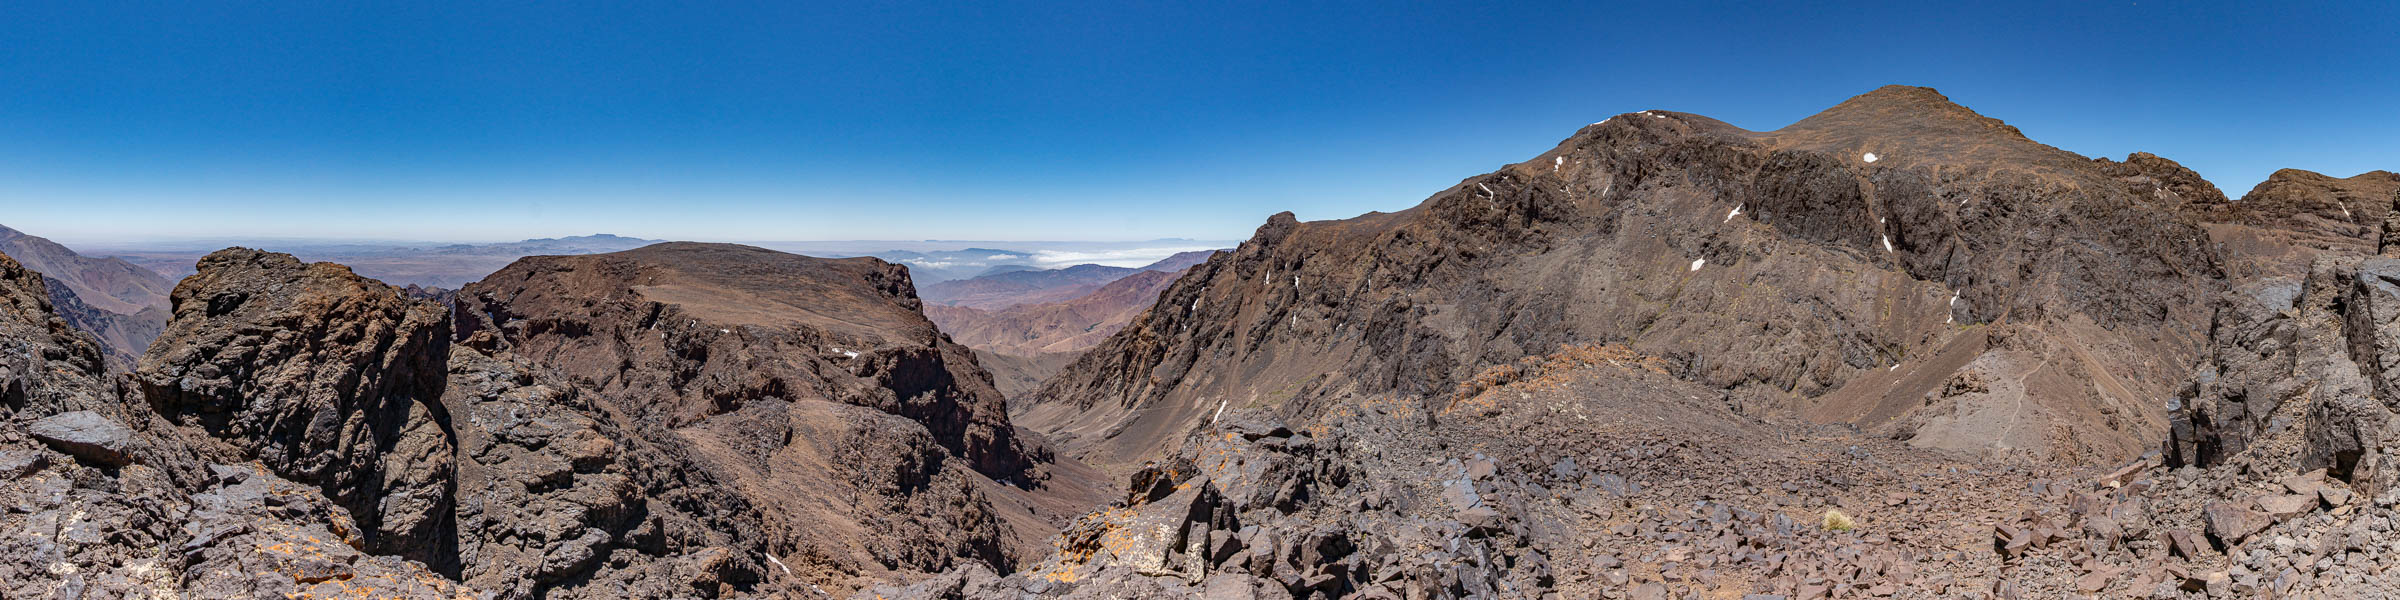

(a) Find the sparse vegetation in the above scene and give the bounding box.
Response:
[1822,509,1856,531]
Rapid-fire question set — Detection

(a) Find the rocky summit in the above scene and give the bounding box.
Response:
[870,86,2400,599]
[6,85,2398,600]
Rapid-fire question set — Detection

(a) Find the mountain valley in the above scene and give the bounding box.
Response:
[6,86,2397,600]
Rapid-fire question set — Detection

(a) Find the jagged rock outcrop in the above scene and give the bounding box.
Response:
[457,242,1029,476]
[0,254,123,421]
[443,344,775,599]
[452,242,1098,592]
[134,248,460,571]
[2096,151,2231,209]
[0,250,474,599]
[2184,168,2400,279]
[1025,86,2221,474]
[2167,254,2400,502]
[2165,168,2400,490]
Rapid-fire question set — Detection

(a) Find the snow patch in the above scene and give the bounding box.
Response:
[1881,235,1895,252]
[1477,183,1494,197]
[1724,204,1744,222]
[720,329,731,334]
[764,554,793,576]
[1689,258,1706,271]
[1863,152,1879,163]
[1212,398,1228,423]
[1554,156,1563,171]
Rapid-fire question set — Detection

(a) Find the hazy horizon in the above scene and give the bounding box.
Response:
[4,2,2393,245]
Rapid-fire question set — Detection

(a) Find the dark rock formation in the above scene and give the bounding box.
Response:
[25,410,134,466]
[2095,151,2231,209]
[443,344,771,599]
[2167,254,2400,500]
[0,250,470,599]
[134,248,460,572]
[1025,85,2220,474]
[458,242,1028,477]
[451,242,1096,592]
[0,253,121,420]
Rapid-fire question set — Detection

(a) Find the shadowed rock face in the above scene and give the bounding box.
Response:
[1025,85,2222,474]
[0,250,473,600]
[0,253,119,420]
[134,248,459,572]
[2167,254,2400,501]
[442,345,778,599]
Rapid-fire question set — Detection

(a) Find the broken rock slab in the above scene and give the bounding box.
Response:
[26,410,133,466]
[2203,502,2271,547]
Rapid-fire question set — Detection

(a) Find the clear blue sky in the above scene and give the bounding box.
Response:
[2,1,2392,244]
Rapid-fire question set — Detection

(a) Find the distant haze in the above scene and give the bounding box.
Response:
[3,4,2393,245]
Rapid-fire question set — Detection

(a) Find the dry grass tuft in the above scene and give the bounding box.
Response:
[1821,509,1856,531]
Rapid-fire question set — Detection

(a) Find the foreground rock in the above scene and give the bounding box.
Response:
[455,242,1104,592]
[25,410,134,466]
[0,250,474,599]
[136,248,460,571]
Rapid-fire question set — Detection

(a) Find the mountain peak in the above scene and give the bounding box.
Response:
[1758,84,2083,172]
[1779,85,2021,139]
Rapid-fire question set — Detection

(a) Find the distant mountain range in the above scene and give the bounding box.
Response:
[916,250,1224,309]
[0,224,172,371]
[92,233,665,289]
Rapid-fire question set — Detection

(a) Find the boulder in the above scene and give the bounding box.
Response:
[26,410,132,466]
[2203,502,2271,546]
[2257,494,2315,519]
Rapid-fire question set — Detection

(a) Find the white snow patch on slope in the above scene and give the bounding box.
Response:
[1863,152,1880,163]
[1882,235,1895,252]
[1725,204,1743,223]
[1689,258,1706,271]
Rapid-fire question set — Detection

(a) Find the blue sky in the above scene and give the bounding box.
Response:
[2,1,2393,244]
